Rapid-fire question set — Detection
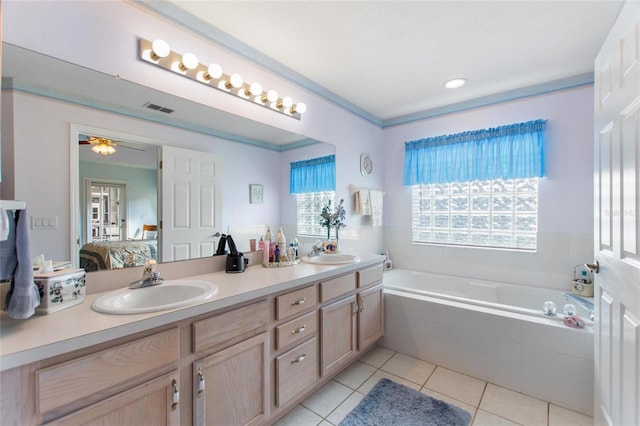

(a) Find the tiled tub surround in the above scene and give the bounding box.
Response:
[380,269,594,415]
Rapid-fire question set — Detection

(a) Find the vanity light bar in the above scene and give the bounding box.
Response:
[139,38,306,119]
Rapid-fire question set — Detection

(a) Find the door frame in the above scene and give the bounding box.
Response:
[70,123,164,267]
[82,178,129,245]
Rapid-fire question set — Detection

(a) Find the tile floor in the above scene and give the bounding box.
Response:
[274,346,594,426]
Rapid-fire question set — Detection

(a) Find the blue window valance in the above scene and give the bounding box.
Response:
[403,119,547,186]
[290,154,336,194]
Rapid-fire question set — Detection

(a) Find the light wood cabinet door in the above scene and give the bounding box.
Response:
[275,337,318,407]
[45,371,180,426]
[358,285,384,350]
[320,295,357,377]
[193,333,270,426]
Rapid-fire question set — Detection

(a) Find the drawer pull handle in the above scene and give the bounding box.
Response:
[197,367,205,396]
[171,379,180,410]
[292,325,307,334]
[291,354,307,363]
[291,298,307,306]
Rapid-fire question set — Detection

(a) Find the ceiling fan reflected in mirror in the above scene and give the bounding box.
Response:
[79,136,146,156]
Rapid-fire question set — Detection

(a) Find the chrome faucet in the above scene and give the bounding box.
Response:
[563,292,595,321]
[308,240,324,257]
[129,259,164,289]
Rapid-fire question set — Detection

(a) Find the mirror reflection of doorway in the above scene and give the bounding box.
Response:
[84,179,127,245]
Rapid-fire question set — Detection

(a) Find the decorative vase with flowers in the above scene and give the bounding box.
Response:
[320,199,346,252]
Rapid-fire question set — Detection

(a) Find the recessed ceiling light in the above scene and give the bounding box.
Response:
[445,78,466,89]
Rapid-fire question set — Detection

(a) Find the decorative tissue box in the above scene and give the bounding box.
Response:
[34,268,86,314]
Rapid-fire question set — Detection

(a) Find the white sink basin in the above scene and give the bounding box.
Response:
[302,254,359,265]
[92,279,218,315]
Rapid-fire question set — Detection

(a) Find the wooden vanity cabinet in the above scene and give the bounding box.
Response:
[357,284,384,349]
[272,285,320,410]
[1,328,181,425]
[357,265,384,351]
[191,300,271,426]
[275,336,318,407]
[320,294,358,376]
[1,261,385,426]
[193,333,270,426]
[320,266,384,377]
[44,370,180,426]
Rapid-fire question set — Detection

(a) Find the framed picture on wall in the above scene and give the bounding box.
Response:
[249,184,264,204]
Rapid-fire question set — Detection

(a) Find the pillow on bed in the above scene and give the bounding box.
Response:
[142,230,157,239]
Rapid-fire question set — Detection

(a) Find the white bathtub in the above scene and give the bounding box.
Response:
[380,269,594,415]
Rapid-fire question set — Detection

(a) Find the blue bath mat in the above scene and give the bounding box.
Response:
[339,378,471,426]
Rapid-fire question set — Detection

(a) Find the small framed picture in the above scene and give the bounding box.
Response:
[249,184,264,204]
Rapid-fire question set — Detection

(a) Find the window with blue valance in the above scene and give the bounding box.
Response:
[290,154,336,194]
[403,119,547,186]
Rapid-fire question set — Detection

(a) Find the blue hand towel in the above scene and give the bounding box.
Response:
[0,209,17,282]
[2,209,40,319]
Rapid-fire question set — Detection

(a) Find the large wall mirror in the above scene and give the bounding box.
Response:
[2,43,335,271]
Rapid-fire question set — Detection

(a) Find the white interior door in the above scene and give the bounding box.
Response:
[593,2,640,425]
[161,146,221,262]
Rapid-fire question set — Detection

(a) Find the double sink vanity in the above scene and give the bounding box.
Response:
[0,253,384,425]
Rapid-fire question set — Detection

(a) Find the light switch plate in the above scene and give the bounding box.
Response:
[31,216,58,230]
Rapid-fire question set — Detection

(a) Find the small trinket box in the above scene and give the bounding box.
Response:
[34,268,86,314]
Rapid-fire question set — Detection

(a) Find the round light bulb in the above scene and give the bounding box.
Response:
[282,96,294,108]
[265,89,278,103]
[206,63,223,79]
[151,39,170,59]
[445,78,466,89]
[293,102,307,114]
[181,52,199,70]
[229,73,243,89]
[249,82,263,96]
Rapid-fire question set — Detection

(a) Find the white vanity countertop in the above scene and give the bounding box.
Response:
[0,254,384,371]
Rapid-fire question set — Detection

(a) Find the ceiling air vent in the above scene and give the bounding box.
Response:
[143,102,174,114]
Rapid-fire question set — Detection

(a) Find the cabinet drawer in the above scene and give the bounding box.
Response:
[357,264,383,288]
[276,311,317,350]
[36,328,179,415]
[276,337,318,407]
[193,300,269,353]
[320,273,356,302]
[275,286,316,320]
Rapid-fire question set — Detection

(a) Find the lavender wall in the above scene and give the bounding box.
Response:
[380,86,594,290]
[9,93,282,261]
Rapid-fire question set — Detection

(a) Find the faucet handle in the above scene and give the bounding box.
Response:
[144,258,158,274]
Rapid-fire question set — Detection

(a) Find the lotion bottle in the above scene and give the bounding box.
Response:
[275,226,286,260]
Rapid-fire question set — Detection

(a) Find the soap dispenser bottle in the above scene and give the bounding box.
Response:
[275,226,286,260]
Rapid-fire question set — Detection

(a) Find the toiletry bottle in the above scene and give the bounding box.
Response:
[274,244,280,262]
[275,226,286,260]
[260,237,269,264]
[292,238,299,259]
[265,226,273,262]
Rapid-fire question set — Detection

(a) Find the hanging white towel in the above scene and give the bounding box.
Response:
[370,190,384,227]
[360,189,372,216]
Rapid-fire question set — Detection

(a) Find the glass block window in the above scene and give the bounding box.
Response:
[297,191,336,237]
[411,178,538,250]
